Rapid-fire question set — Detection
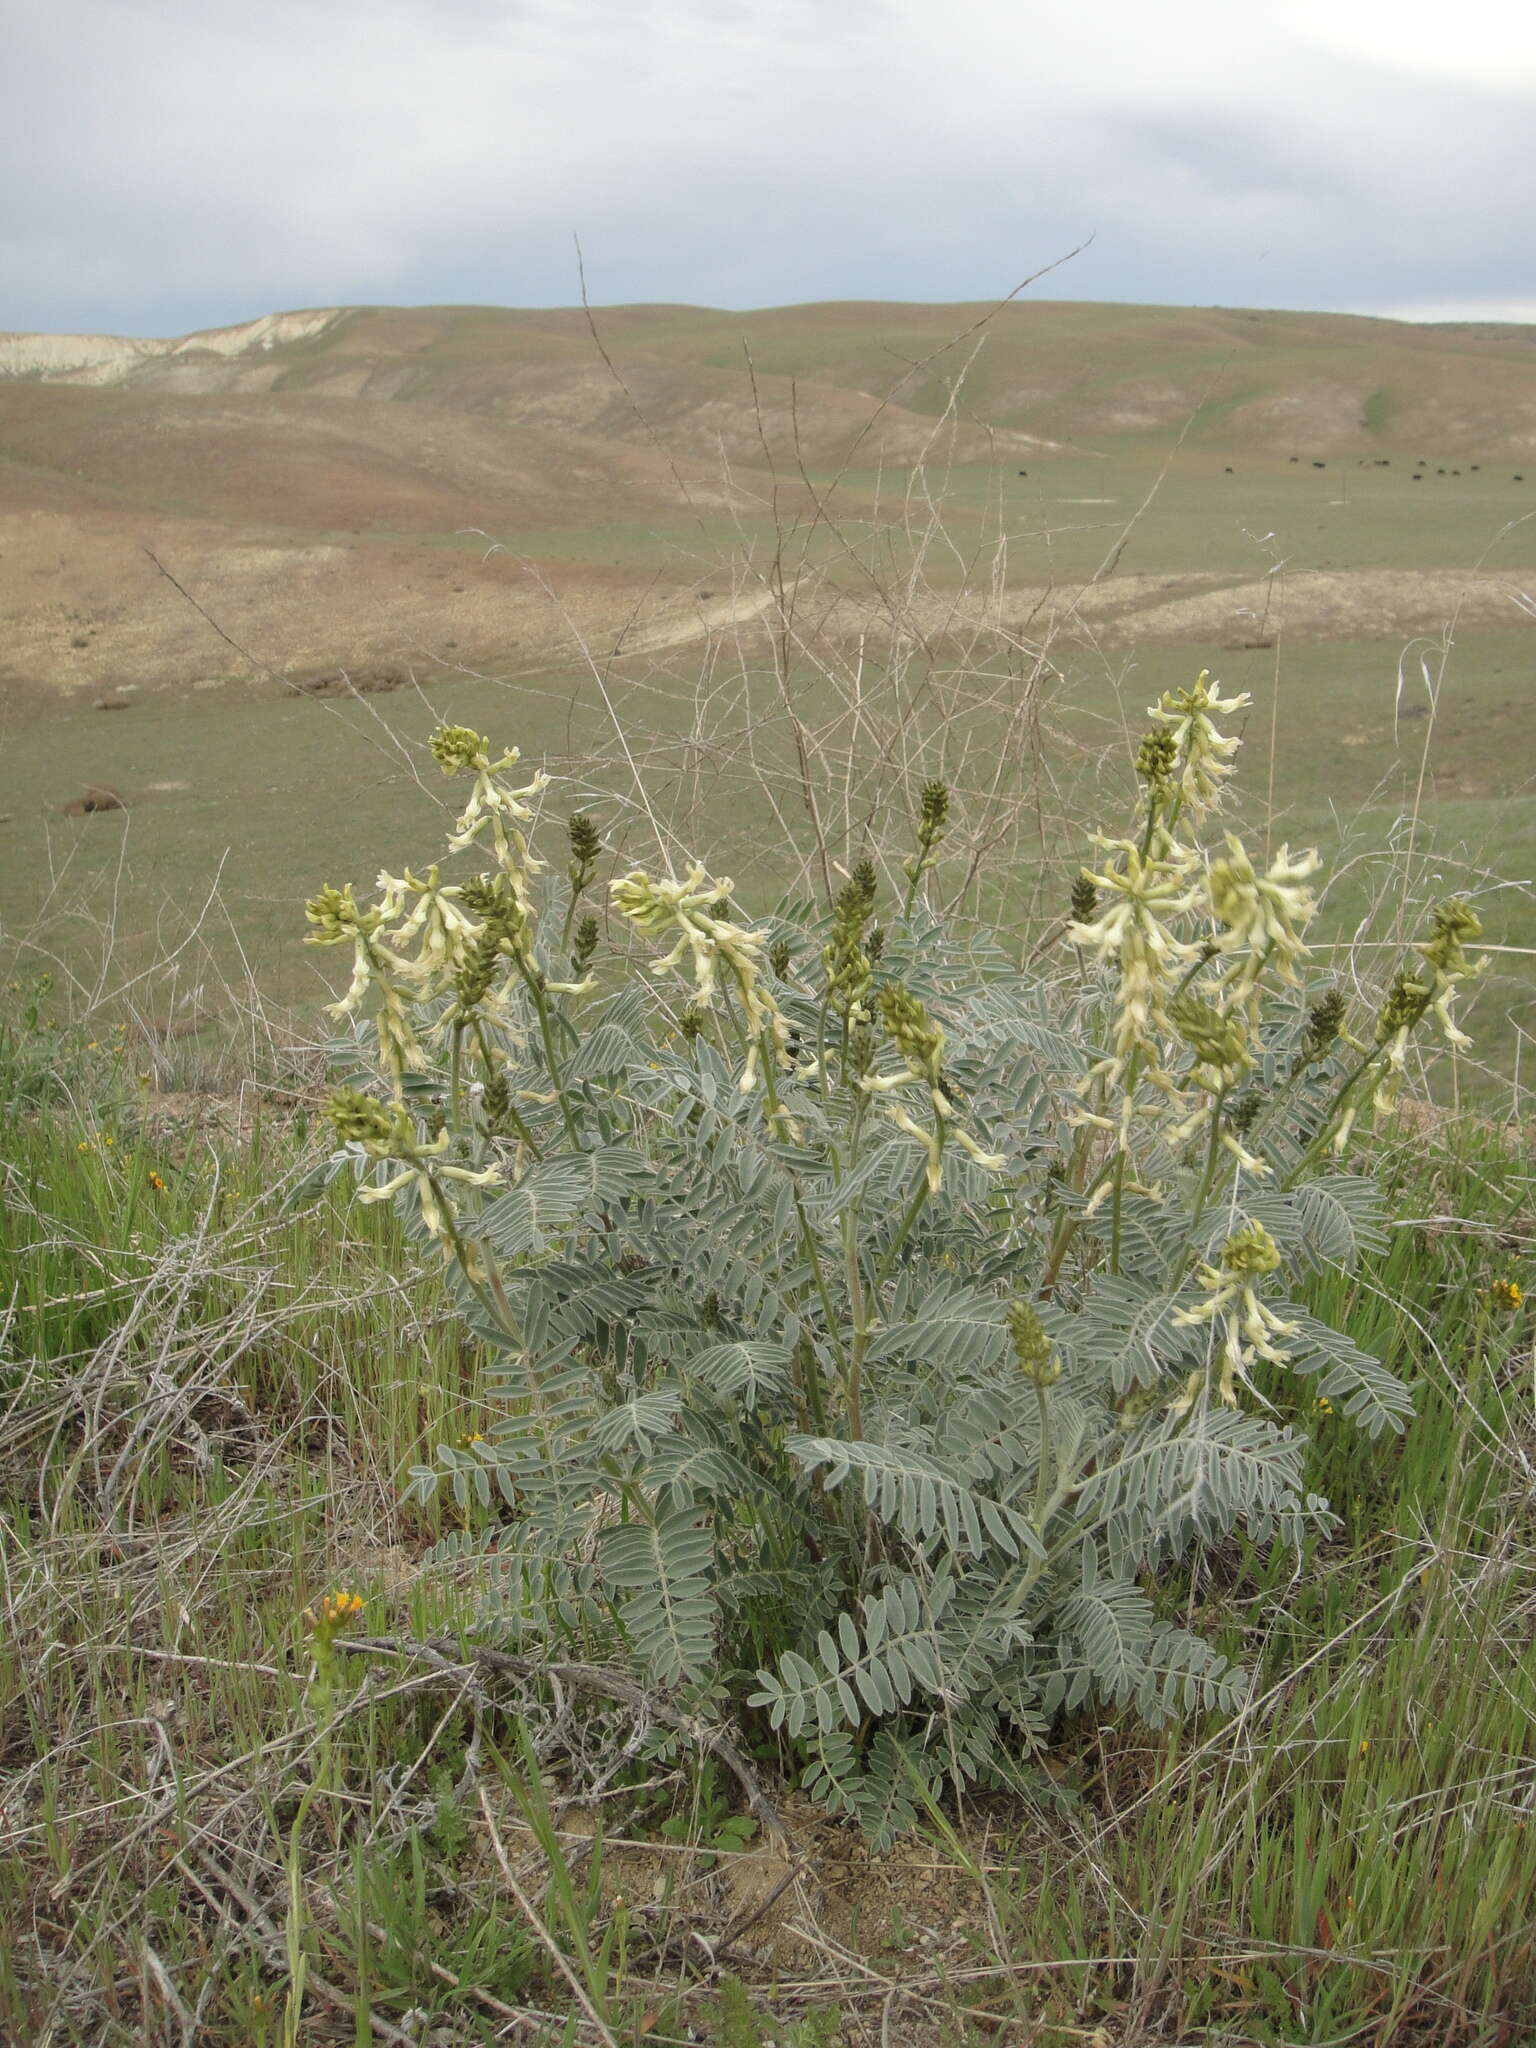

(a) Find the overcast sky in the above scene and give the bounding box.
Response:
[4,0,1534,337]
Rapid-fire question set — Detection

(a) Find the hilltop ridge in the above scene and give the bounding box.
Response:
[5,298,1536,458]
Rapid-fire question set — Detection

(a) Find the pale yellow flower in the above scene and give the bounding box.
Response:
[1173,1220,1298,1406]
[1147,671,1250,821]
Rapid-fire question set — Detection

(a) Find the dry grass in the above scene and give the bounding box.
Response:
[3,323,1536,2044]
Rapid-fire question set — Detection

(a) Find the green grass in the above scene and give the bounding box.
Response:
[2,993,1533,2044]
[4,607,1530,1088]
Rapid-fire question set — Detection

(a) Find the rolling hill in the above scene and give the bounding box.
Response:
[1,296,1533,702]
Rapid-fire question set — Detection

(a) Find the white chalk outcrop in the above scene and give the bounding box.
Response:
[0,309,340,384]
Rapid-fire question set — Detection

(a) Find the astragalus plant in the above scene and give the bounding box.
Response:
[305,685,1479,1840]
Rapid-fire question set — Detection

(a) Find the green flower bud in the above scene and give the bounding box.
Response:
[1420,897,1482,978]
[458,873,525,947]
[1007,1300,1062,1387]
[1070,872,1097,925]
[429,724,490,775]
[1298,988,1347,1064]
[1136,727,1179,789]
[879,983,944,1080]
[769,937,792,979]
[903,782,951,886]
[481,1072,512,1131]
[865,925,885,963]
[678,1005,706,1043]
[567,812,601,895]
[845,1022,875,1083]
[1220,1220,1283,1278]
[326,1087,403,1149]
[1169,992,1251,1072]
[454,927,502,1010]
[824,868,877,1004]
[1376,968,1431,1045]
[571,914,600,976]
[304,883,379,943]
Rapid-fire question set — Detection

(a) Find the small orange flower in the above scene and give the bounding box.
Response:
[302,1589,365,1639]
[148,1172,167,1192]
[1491,1278,1523,1312]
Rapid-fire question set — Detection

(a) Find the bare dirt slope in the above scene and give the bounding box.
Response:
[3,297,1535,699]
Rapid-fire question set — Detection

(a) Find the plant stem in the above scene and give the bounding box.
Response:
[470,1020,542,1156]
[1039,1145,1123,1297]
[1283,1048,1382,1187]
[1032,1381,1055,1532]
[518,964,581,1149]
[874,1169,933,1291]
[1180,1085,1228,1258]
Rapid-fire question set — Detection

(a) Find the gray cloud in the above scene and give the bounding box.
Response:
[2,0,1533,334]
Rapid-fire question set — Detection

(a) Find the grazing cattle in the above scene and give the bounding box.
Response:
[1517,475,1526,483]
[1018,469,1027,476]
[1289,454,1299,462]
[1312,460,1326,468]
[1224,465,1234,473]
[1411,474,1423,481]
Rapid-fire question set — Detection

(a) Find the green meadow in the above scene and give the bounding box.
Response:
[3,445,1530,1082]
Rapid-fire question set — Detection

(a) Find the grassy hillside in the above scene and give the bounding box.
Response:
[11,298,1536,457]
[0,299,1531,1085]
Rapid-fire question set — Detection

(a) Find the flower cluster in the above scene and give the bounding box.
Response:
[432,725,553,870]
[823,860,877,1010]
[303,1589,365,1641]
[1007,1299,1061,1388]
[863,984,1005,1191]
[1174,1219,1298,1407]
[612,863,791,1093]
[304,729,600,1093]
[326,1087,500,1255]
[1067,836,1200,1104]
[1207,836,1319,1011]
[903,780,950,893]
[1147,671,1250,823]
[1415,898,1485,1050]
